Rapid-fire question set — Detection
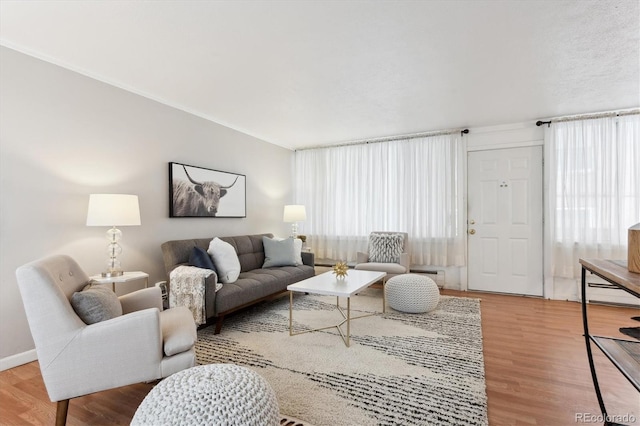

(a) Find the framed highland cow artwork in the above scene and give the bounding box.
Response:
[169,162,246,218]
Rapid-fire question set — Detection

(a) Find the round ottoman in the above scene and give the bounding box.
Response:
[385,274,440,313]
[131,364,280,426]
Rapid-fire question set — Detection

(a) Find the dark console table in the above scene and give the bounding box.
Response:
[579,259,640,426]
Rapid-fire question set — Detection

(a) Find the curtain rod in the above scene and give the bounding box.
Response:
[296,128,469,151]
[536,109,640,127]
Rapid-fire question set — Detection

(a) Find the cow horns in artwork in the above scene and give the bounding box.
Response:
[182,165,239,189]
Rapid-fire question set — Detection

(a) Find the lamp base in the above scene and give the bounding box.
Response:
[104,226,124,278]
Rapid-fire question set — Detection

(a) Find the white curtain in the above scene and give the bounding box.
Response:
[294,134,465,267]
[546,114,640,278]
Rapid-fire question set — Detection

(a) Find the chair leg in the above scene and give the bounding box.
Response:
[382,278,386,314]
[55,399,69,426]
[214,315,224,334]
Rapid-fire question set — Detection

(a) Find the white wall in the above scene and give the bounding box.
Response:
[0,47,295,368]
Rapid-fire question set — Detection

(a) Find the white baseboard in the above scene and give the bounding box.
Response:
[551,277,579,301]
[0,349,37,371]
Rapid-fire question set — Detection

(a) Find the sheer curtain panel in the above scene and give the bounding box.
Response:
[294,135,465,267]
[545,114,640,278]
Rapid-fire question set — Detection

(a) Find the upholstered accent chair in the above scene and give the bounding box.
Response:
[354,232,410,283]
[16,255,197,426]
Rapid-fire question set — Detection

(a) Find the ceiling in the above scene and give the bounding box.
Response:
[1,0,638,150]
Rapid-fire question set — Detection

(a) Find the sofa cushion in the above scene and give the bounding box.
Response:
[262,237,300,268]
[207,238,241,283]
[220,234,270,272]
[215,265,315,313]
[369,232,404,263]
[71,284,123,324]
[354,262,406,274]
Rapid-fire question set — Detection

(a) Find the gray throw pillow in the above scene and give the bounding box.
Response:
[71,284,123,324]
[369,233,404,263]
[262,237,298,268]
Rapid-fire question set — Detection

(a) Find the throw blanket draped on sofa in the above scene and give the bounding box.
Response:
[169,265,221,326]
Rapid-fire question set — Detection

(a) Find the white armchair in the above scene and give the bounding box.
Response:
[16,255,197,426]
[354,232,410,283]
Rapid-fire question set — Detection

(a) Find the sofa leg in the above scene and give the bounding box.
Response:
[214,316,224,334]
[55,399,69,426]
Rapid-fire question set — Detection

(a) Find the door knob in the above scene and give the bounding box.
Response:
[469,229,476,235]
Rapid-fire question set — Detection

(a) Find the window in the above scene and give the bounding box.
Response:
[294,134,465,266]
[546,114,640,278]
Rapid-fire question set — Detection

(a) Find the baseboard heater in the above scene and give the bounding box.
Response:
[409,269,445,287]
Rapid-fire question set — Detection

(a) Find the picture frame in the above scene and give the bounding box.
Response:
[169,162,246,218]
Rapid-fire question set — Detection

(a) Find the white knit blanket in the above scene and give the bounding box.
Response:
[169,265,221,326]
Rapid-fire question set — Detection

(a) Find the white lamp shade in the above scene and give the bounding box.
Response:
[86,194,141,226]
[283,205,306,222]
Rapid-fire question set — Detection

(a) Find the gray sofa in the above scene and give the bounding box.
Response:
[161,233,315,333]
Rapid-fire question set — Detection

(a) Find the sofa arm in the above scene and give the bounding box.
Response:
[356,252,369,264]
[301,251,315,267]
[399,252,410,271]
[47,308,163,401]
[204,273,218,318]
[119,287,163,314]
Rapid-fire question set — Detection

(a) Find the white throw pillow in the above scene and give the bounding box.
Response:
[207,238,241,283]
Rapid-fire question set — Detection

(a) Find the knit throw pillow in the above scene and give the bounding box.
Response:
[368,233,404,263]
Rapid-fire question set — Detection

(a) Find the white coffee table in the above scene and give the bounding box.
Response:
[287,270,386,347]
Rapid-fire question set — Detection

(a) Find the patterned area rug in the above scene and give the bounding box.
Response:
[196,289,487,426]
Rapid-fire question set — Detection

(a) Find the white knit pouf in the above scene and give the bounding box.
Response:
[385,274,440,313]
[132,364,280,426]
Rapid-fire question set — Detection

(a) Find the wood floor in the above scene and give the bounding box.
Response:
[1,290,638,425]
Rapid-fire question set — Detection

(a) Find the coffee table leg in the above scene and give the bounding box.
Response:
[347,297,351,347]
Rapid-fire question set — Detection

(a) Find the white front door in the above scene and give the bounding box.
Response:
[467,146,543,296]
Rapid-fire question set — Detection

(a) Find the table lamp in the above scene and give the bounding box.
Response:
[283,205,306,238]
[86,194,141,277]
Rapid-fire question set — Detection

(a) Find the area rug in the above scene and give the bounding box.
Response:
[196,289,487,426]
